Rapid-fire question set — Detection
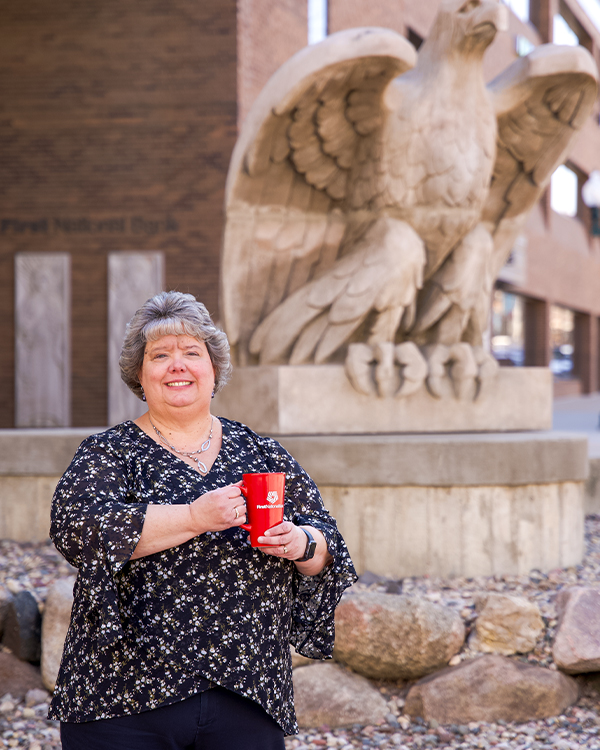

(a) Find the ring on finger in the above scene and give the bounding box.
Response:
[234,506,239,519]
[283,545,288,554]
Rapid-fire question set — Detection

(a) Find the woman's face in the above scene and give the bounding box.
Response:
[138,334,215,413]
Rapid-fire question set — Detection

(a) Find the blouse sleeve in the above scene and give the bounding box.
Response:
[50,433,147,645]
[261,437,358,659]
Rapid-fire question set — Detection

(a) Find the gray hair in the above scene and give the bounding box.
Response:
[120,291,232,401]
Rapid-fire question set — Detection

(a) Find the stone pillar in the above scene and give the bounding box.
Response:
[15,254,71,428]
[108,252,164,426]
[524,297,550,367]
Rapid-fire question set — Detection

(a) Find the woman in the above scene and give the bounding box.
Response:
[49,291,357,750]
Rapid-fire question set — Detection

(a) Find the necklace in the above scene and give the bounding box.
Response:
[149,416,214,474]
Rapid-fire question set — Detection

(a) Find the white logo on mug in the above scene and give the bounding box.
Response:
[266,491,279,504]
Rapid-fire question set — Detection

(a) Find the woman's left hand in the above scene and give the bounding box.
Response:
[257,522,307,560]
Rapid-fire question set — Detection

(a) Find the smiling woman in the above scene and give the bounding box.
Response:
[48,291,356,750]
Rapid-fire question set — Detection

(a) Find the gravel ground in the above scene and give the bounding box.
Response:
[1,519,600,748]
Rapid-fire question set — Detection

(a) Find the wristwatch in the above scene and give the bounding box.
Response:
[295,527,317,562]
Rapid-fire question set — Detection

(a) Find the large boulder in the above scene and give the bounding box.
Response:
[404,654,578,724]
[0,587,13,640]
[41,577,75,692]
[0,652,44,700]
[553,587,600,673]
[333,592,465,680]
[470,593,544,655]
[2,591,41,664]
[293,662,388,728]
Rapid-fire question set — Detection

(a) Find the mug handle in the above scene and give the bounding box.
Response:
[239,483,251,531]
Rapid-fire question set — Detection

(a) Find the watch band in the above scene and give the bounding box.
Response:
[294,527,317,562]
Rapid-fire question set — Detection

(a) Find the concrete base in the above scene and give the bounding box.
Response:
[0,428,98,543]
[322,482,584,579]
[586,457,600,515]
[0,429,587,580]
[276,431,587,578]
[212,365,552,435]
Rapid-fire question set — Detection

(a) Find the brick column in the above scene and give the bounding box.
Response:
[524,297,550,367]
[529,0,559,43]
[574,312,594,393]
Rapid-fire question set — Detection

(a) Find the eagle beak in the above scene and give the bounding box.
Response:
[469,1,509,36]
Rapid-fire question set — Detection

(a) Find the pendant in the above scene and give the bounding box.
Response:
[194,458,208,474]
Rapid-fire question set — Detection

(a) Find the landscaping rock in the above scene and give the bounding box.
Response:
[553,587,600,673]
[333,592,465,680]
[470,592,544,655]
[291,645,312,668]
[41,576,75,692]
[24,688,50,707]
[404,654,579,724]
[0,652,44,700]
[0,587,13,640]
[2,591,41,664]
[293,662,388,728]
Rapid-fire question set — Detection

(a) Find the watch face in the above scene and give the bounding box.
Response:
[305,539,317,560]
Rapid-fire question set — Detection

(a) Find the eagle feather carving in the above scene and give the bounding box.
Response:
[221,0,598,399]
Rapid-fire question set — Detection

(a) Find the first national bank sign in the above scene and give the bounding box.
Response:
[1,215,179,236]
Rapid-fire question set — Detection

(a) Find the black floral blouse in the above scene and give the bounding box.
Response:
[48,418,357,735]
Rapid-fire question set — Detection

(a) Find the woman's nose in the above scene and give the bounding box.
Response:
[169,356,186,370]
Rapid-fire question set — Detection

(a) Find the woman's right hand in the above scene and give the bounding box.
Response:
[189,482,246,533]
[130,482,246,560]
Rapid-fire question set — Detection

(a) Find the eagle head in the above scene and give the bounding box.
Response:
[425,0,509,57]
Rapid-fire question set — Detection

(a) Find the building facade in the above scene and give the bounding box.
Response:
[0,0,599,428]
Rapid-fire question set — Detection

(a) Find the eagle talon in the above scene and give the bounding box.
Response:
[424,344,451,399]
[395,342,427,397]
[345,343,377,396]
[373,343,399,398]
[346,342,429,398]
[473,347,500,400]
[424,343,498,401]
[448,343,478,401]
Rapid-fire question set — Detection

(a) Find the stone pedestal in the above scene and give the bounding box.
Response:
[276,432,587,578]
[213,365,585,578]
[212,365,552,435]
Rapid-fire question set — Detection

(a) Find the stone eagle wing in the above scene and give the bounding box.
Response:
[220,27,416,364]
[483,43,598,278]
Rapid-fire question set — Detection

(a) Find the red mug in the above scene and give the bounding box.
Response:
[240,472,286,547]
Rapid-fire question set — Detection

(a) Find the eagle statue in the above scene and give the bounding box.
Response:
[220,0,598,399]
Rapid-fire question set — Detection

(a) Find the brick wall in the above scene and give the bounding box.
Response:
[328,0,407,36]
[0,0,237,426]
[237,0,308,127]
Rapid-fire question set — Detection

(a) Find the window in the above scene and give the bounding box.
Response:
[515,35,535,56]
[575,0,600,33]
[308,0,328,45]
[550,305,575,378]
[551,164,578,217]
[491,289,525,366]
[502,0,530,23]
[553,14,580,45]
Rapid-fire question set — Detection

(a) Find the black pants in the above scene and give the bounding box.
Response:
[60,686,286,750]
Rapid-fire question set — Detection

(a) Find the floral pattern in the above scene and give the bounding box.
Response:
[49,418,357,735]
